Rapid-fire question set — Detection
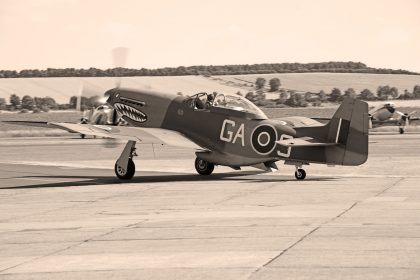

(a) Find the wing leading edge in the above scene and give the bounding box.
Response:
[3,121,202,149]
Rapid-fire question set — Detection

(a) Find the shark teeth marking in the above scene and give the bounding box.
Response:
[114,103,148,123]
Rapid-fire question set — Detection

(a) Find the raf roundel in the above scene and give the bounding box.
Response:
[251,124,278,155]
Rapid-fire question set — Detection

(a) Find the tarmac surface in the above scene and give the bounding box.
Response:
[0,134,419,279]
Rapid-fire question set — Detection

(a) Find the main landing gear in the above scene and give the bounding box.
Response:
[399,127,405,134]
[114,140,137,180]
[195,158,214,175]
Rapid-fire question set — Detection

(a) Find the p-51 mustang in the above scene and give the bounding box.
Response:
[369,102,420,134]
[6,90,369,180]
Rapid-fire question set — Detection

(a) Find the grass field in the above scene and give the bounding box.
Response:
[1,73,419,104]
[0,111,81,137]
[220,73,420,95]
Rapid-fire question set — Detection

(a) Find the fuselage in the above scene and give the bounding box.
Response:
[106,88,362,167]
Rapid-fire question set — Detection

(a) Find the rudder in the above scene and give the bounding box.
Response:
[326,98,369,165]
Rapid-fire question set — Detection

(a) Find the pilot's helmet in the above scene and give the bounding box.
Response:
[385,102,395,108]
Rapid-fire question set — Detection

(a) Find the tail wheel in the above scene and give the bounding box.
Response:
[195,158,214,175]
[295,168,306,180]
[115,158,135,180]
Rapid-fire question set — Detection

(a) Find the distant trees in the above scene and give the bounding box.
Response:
[399,89,414,100]
[9,94,20,108]
[34,96,57,111]
[268,78,281,92]
[0,97,6,110]
[398,85,420,100]
[1,94,58,112]
[255,77,266,90]
[285,93,307,107]
[413,85,420,98]
[329,88,343,102]
[69,95,103,111]
[278,90,288,104]
[376,85,399,100]
[318,90,327,102]
[344,88,357,99]
[358,89,375,100]
[21,95,35,110]
[0,62,417,78]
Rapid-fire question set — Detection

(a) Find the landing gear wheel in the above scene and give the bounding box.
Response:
[195,158,214,175]
[399,127,405,134]
[115,158,135,180]
[295,168,306,180]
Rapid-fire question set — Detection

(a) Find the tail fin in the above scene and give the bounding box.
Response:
[326,98,369,165]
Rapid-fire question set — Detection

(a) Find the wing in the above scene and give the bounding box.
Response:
[409,118,420,125]
[371,119,399,127]
[276,136,337,147]
[274,116,325,128]
[3,121,202,149]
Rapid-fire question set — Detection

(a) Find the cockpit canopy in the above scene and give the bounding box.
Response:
[186,92,267,119]
[384,102,395,108]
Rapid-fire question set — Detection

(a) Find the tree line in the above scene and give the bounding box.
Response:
[2,79,420,111]
[245,77,420,107]
[0,61,417,78]
[0,94,107,112]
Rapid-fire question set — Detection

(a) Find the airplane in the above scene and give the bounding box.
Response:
[369,102,420,134]
[5,90,369,181]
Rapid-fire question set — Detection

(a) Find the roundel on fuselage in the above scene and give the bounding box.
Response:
[251,124,277,155]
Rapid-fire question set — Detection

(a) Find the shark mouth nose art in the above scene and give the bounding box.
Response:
[114,103,148,123]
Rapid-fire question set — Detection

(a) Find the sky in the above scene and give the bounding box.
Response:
[0,0,419,72]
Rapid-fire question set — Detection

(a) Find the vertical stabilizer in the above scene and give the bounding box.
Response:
[326,98,369,165]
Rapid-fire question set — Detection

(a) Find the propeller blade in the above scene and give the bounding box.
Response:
[102,138,119,149]
[76,83,83,112]
[112,47,129,88]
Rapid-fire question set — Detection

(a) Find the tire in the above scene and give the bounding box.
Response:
[399,128,404,134]
[195,158,214,175]
[115,158,135,180]
[295,168,306,180]
[81,134,85,139]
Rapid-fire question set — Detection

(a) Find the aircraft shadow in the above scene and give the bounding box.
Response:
[4,171,337,189]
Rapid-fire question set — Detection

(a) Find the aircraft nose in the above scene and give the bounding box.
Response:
[104,89,118,105]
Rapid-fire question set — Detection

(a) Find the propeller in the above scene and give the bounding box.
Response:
[76,47,128,125]
[77,47,129,145]
[101,47,129,148]
[112,47,129,88]
[396,110,416,127]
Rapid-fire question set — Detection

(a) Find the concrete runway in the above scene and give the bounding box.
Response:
[0,134,419,279]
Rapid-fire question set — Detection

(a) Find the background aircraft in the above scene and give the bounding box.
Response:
[369,102,420,134]
[6,92,369,181]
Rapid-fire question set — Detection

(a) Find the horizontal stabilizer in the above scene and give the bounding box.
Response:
[276,136,337,147]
